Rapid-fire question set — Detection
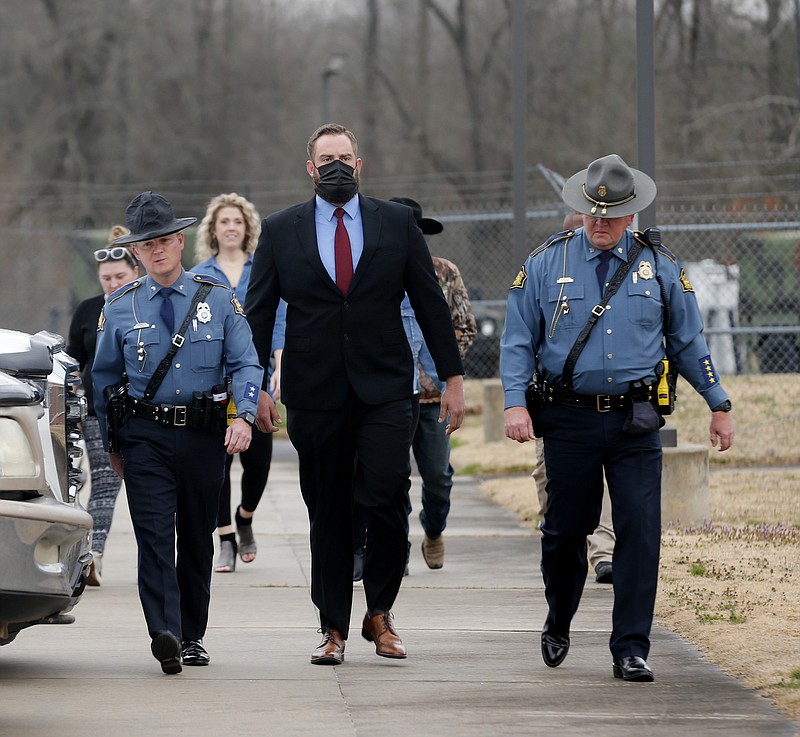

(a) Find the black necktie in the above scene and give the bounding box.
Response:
[595,250,614,293]
[159,287,174,335]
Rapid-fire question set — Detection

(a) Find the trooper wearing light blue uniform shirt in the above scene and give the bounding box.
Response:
[92,192,263,676]
[501,155,735,684]
[94,267,263,425]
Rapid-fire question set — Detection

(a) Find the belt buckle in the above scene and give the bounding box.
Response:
[173,406,187,427]
[596,395,612,412]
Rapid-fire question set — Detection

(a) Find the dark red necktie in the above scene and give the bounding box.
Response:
[334,207,353,294]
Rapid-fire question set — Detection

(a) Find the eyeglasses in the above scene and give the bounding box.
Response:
[94,247,136,264]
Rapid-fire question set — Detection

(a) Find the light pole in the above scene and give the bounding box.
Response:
[636,0,656,229]
[511,0,528,269]
[321,53,346,124]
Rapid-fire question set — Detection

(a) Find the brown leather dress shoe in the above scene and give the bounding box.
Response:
[310,628,345,665]
[361,612,407,659]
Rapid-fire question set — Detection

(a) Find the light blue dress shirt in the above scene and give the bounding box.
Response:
[314,194,364,283]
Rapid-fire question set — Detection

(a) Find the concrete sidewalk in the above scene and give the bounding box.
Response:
[1,438,796,737]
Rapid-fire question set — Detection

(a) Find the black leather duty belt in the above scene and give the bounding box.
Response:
[129,397,193,427]
[545,389,629,413]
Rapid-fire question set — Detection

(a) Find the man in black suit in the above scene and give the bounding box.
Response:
[245,123,465,665]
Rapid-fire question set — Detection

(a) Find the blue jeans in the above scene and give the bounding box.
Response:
[412,402,453,538]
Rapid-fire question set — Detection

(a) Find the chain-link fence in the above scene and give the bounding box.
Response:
[3,202,799,382]
[2,191,797,468]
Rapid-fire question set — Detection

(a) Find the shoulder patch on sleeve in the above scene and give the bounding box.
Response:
[231,294,245,315]
[193,273,230,289]
[510,265,527,290]
[106,280,141,305]
[679,267,694,293]
[97,308,106,332]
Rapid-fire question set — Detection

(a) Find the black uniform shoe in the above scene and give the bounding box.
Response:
[151,630,182,675]
[541,630,570,668]
[594,561,613,584]
[613,656,654,682]
[181,639,210,666]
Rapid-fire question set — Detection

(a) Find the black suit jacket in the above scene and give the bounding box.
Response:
[245,194,463,410]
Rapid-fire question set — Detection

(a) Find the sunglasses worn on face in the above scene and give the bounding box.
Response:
[95,247,135,263]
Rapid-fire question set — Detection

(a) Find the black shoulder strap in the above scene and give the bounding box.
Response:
[561,240,644,391]
[143,283,214,401]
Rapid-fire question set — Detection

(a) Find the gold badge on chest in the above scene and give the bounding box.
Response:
[637,260,654,280]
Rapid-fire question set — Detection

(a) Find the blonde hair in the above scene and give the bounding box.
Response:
[194,193,261,264]
[107,224,130,244]
[99,224,137,269]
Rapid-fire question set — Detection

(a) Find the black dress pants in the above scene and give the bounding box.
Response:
[288,391,413,638]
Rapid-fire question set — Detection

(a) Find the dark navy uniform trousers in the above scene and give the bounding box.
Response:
[539,402,662,660]
[119,417,226,642]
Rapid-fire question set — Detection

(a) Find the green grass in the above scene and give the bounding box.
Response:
[689,562,708,576]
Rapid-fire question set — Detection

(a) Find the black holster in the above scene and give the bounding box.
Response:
[623,380,664,435]
[525,373,544,438]
[104,382,131,453]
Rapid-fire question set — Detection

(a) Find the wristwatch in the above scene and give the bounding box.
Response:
[236,411,256,426]
[711,400,732,412]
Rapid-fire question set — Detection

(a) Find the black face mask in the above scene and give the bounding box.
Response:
[314,160,359,204]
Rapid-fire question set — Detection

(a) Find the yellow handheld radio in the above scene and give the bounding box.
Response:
[655,359,675,415]
[218,377,237,427]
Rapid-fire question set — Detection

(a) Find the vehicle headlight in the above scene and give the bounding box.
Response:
[0,417,37,476]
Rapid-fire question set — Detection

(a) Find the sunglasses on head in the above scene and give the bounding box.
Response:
[94,246,135,263]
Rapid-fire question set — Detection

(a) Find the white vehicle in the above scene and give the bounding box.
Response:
[0,329,92,646]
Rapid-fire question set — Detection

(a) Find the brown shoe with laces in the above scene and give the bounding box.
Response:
[310,628,345,665]
[361,612,407,659]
